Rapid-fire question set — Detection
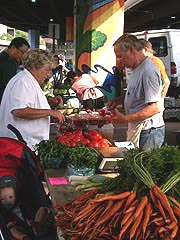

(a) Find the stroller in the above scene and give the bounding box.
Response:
[0,125,57,240]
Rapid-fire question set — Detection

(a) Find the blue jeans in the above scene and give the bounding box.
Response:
[139,125,165,151]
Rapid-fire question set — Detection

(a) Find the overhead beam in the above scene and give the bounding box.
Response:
[125,0,180,32]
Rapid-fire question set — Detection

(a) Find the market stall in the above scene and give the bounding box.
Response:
[51,146,180,240]
[36,109,180,240]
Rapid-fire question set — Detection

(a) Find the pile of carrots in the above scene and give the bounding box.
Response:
[54,185,180,240]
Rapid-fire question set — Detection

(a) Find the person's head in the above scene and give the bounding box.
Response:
[7,37,30,65]
[0,176,16,210]
[113,34,145,69]
[68,59,73,64]
[59,54,66,61]
[138,39,154,57]
[22,49,54,85]
[53,54,59,67]
[66,70,77,82]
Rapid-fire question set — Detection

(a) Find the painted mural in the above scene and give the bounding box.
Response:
[75,0,124,100]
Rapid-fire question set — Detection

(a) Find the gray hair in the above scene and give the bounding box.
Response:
[22,49,54,70]
[113,34,143,52]
[138,39,154,53]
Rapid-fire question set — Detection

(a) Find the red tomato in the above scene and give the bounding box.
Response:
[57,137,69,144]
[88,140,99,148]
[110,110,116,117]
[63,132,74,138]
[98,142,109,147]
[73,129,83,136]
[98,109,107,116]
[56,136,68,141]
[98,138,110,147]
[68,141,77,147]
[80,138,90,146]
[74,135,83,142]
[85,130,102,140]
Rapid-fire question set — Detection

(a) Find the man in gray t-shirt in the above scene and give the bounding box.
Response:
[107,34,165,151]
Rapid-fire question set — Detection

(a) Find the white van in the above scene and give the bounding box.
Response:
[129,29,180,97]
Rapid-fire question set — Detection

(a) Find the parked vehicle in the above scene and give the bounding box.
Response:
[128,29,180,97]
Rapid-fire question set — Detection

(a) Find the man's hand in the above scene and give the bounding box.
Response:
[107,100,117,111]
[110,109,127,124]
[107,96,124,111]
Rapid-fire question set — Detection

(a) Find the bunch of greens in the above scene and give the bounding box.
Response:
[66,146,99,169]
[102,145,180,199]
[35,140,69,169]
[35,140,99,170]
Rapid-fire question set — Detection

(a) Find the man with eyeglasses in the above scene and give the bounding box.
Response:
[107,34,165,151]
[0,37,30,103]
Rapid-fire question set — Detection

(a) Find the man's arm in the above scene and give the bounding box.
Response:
[161,77,170,97]
[111,102,162,124]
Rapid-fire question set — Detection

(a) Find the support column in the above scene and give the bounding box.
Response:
[74,0,124,100]
[28,30,40,49]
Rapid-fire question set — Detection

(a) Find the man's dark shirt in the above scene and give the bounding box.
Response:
[0,50,17,102]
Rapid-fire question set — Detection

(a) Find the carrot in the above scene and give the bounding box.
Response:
[93,199,114,222]
[150,188,157,205]
[129,210,143,239]
[165,218,171,224]
[123,191,136,213]
[95,199,125,227]
[159,232,172,240]
[171,224,178,238]
[168,195,180,208]
[166,221,177,230]
[73,203,97,222]
[124,199,138,213]
[142,202,152,237]
[157,199,167,220]
[91,191,131,203]
[113,212,122,229]
[152,185,177,223]
[86,204,106,224]
[118,215,134,240]
[144,229,151,240]
[134,224,143,240]
[81,220,97,237]
[149,216,163,225]
[158,226,167,234]
[173,205,180,218]
[134,195,148,219]
[154,220,164,226]
[121,209,134,227]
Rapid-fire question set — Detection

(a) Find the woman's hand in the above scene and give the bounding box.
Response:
[48,95,63,107]
[50,110,65,123]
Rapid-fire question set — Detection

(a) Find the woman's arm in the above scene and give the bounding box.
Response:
[91,75,99,85]
[12,107,65,122]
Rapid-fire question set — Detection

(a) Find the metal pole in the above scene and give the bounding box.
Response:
[53,24,55,53]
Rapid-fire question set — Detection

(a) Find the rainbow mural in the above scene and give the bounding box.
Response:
[75,0,124,100]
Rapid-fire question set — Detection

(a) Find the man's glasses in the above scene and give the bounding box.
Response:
[17,48,27,55]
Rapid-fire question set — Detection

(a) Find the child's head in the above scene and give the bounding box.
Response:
[0,176,16,210]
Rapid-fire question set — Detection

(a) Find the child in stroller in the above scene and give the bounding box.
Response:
[0,136,56,240]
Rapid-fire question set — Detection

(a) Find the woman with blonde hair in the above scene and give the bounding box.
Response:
[0,49,65,149]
